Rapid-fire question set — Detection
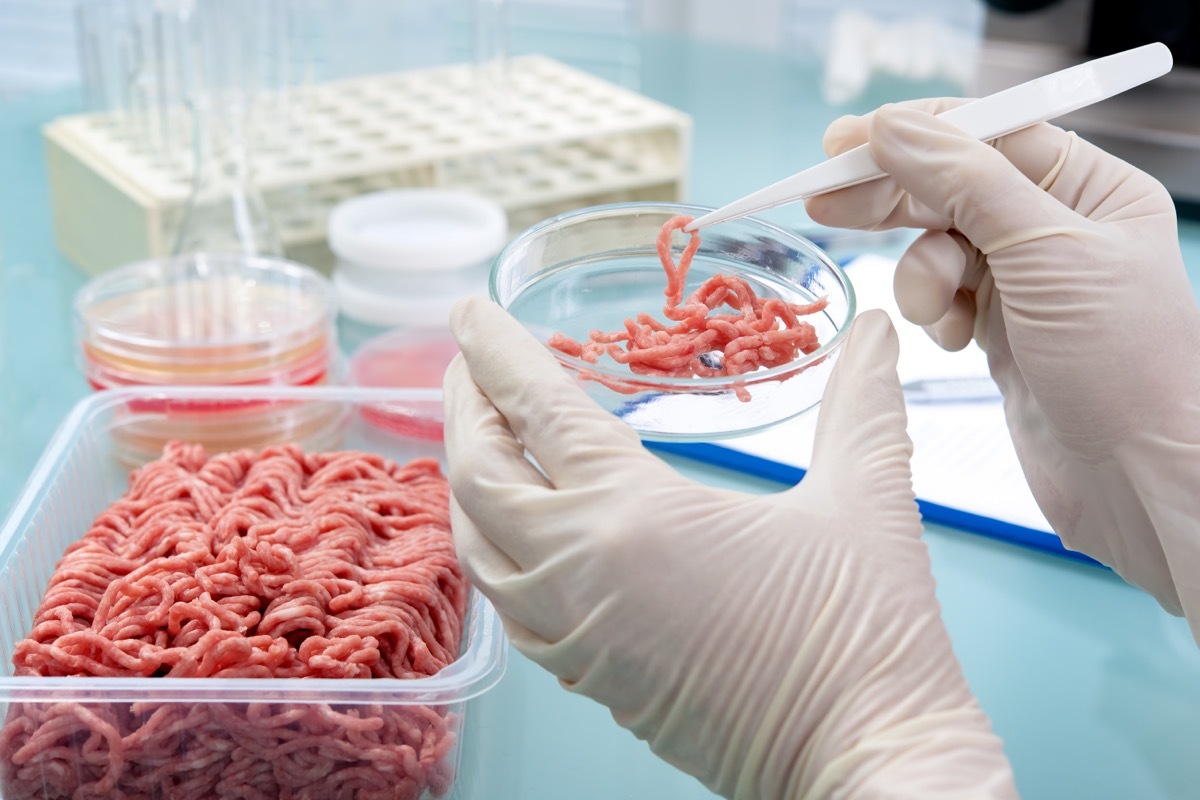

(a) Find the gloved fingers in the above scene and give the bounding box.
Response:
[449,296,651,488]
[450,488,586,640]
[809,100,976,233]
[492,613,620,693]
[821,98,971,157]
[804,175,949,233]
[444,353,563,572]
[807,103,1079,239]
[489,602,561,668]
[864,106,1082,254]
[990,121,1173,222]
[893,229,982,352]
[822,97,1070,184]
[445,348,661,644]
[892,229,972,326]
[804,309,917,508]
[921,290,976,352]
[448,494,520,592]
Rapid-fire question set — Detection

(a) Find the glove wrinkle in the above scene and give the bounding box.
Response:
[977,226,1080,257]
[971,270,995,349]
[802,709,1018,800]
[785,594,1002,799]
[1033,130,1073,191]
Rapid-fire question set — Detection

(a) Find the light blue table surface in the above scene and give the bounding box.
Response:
[4,35,1200,800]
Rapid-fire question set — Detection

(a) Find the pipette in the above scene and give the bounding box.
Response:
[684,42,1173,233]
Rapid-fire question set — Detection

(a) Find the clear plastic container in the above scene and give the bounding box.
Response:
[491,202,856,440]
[328,190,508,329]
[74,253,338,388]
[0,386,506,800]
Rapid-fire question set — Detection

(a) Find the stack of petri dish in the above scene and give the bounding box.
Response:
[74,253,349,460]
[328,189,509,441]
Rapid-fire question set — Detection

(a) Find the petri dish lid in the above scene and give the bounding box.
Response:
[327,189,508,272]
[349,328,461,440]
[334,270,471,330]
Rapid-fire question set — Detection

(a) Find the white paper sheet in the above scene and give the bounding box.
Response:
[721,254,1053,535]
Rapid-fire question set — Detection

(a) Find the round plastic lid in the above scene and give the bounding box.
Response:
[349,328,461,440]
[327,189,508,272]
[334,271,467,330]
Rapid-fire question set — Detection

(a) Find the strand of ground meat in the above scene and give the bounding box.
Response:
[549,215,828,401]
[0,441,468,800]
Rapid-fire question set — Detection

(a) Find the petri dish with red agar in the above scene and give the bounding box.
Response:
[349,328,461,441]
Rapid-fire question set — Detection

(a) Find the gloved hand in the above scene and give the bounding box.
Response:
[805,102,1200,638]
[444,298,1016,799]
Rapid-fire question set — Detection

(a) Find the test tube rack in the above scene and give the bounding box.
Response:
[43,54,692,274]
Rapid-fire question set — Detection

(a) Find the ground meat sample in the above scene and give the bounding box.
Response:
[549,215,828,401]
[0,441,469,800]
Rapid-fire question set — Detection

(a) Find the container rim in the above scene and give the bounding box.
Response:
[0,592,506,705]
[328,188,508,272]
[0,386,507,705]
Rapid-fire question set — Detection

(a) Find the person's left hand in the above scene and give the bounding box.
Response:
[443,297,1017,799]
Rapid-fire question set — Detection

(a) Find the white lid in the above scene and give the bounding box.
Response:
[327,189,508,272]
[334,270,463,329]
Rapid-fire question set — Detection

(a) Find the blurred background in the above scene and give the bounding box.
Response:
[2,0,1194,207]
[2,4,1200,799]
[4,1,983,97]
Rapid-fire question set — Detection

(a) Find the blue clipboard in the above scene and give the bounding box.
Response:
[645,440,1102,568]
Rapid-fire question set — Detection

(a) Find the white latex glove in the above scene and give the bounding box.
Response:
[805,102,1200,639]
[444,298,1016,799]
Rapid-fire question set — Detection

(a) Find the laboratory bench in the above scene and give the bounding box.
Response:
[3,34,1200,800]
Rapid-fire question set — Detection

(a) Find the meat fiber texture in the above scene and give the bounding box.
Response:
[0,441,469,800]
[549,215,828,401]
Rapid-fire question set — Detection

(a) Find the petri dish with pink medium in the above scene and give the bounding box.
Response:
[73,252,344,452]
[349,328,461,441]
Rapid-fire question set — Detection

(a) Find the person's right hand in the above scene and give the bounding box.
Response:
[805,101,1200,639]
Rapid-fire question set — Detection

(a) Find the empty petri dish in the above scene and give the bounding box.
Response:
[490,202,855,440]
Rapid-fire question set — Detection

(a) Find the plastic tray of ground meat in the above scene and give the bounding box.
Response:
[491,202,856,440]
[0,386,507,800]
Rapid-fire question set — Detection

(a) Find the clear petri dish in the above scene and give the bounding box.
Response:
[490,202,855,440]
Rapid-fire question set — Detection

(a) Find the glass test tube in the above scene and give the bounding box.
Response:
[472,0,512,198]
[172,0,283,258]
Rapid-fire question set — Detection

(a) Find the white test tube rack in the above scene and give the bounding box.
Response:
[43,55,693,274]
